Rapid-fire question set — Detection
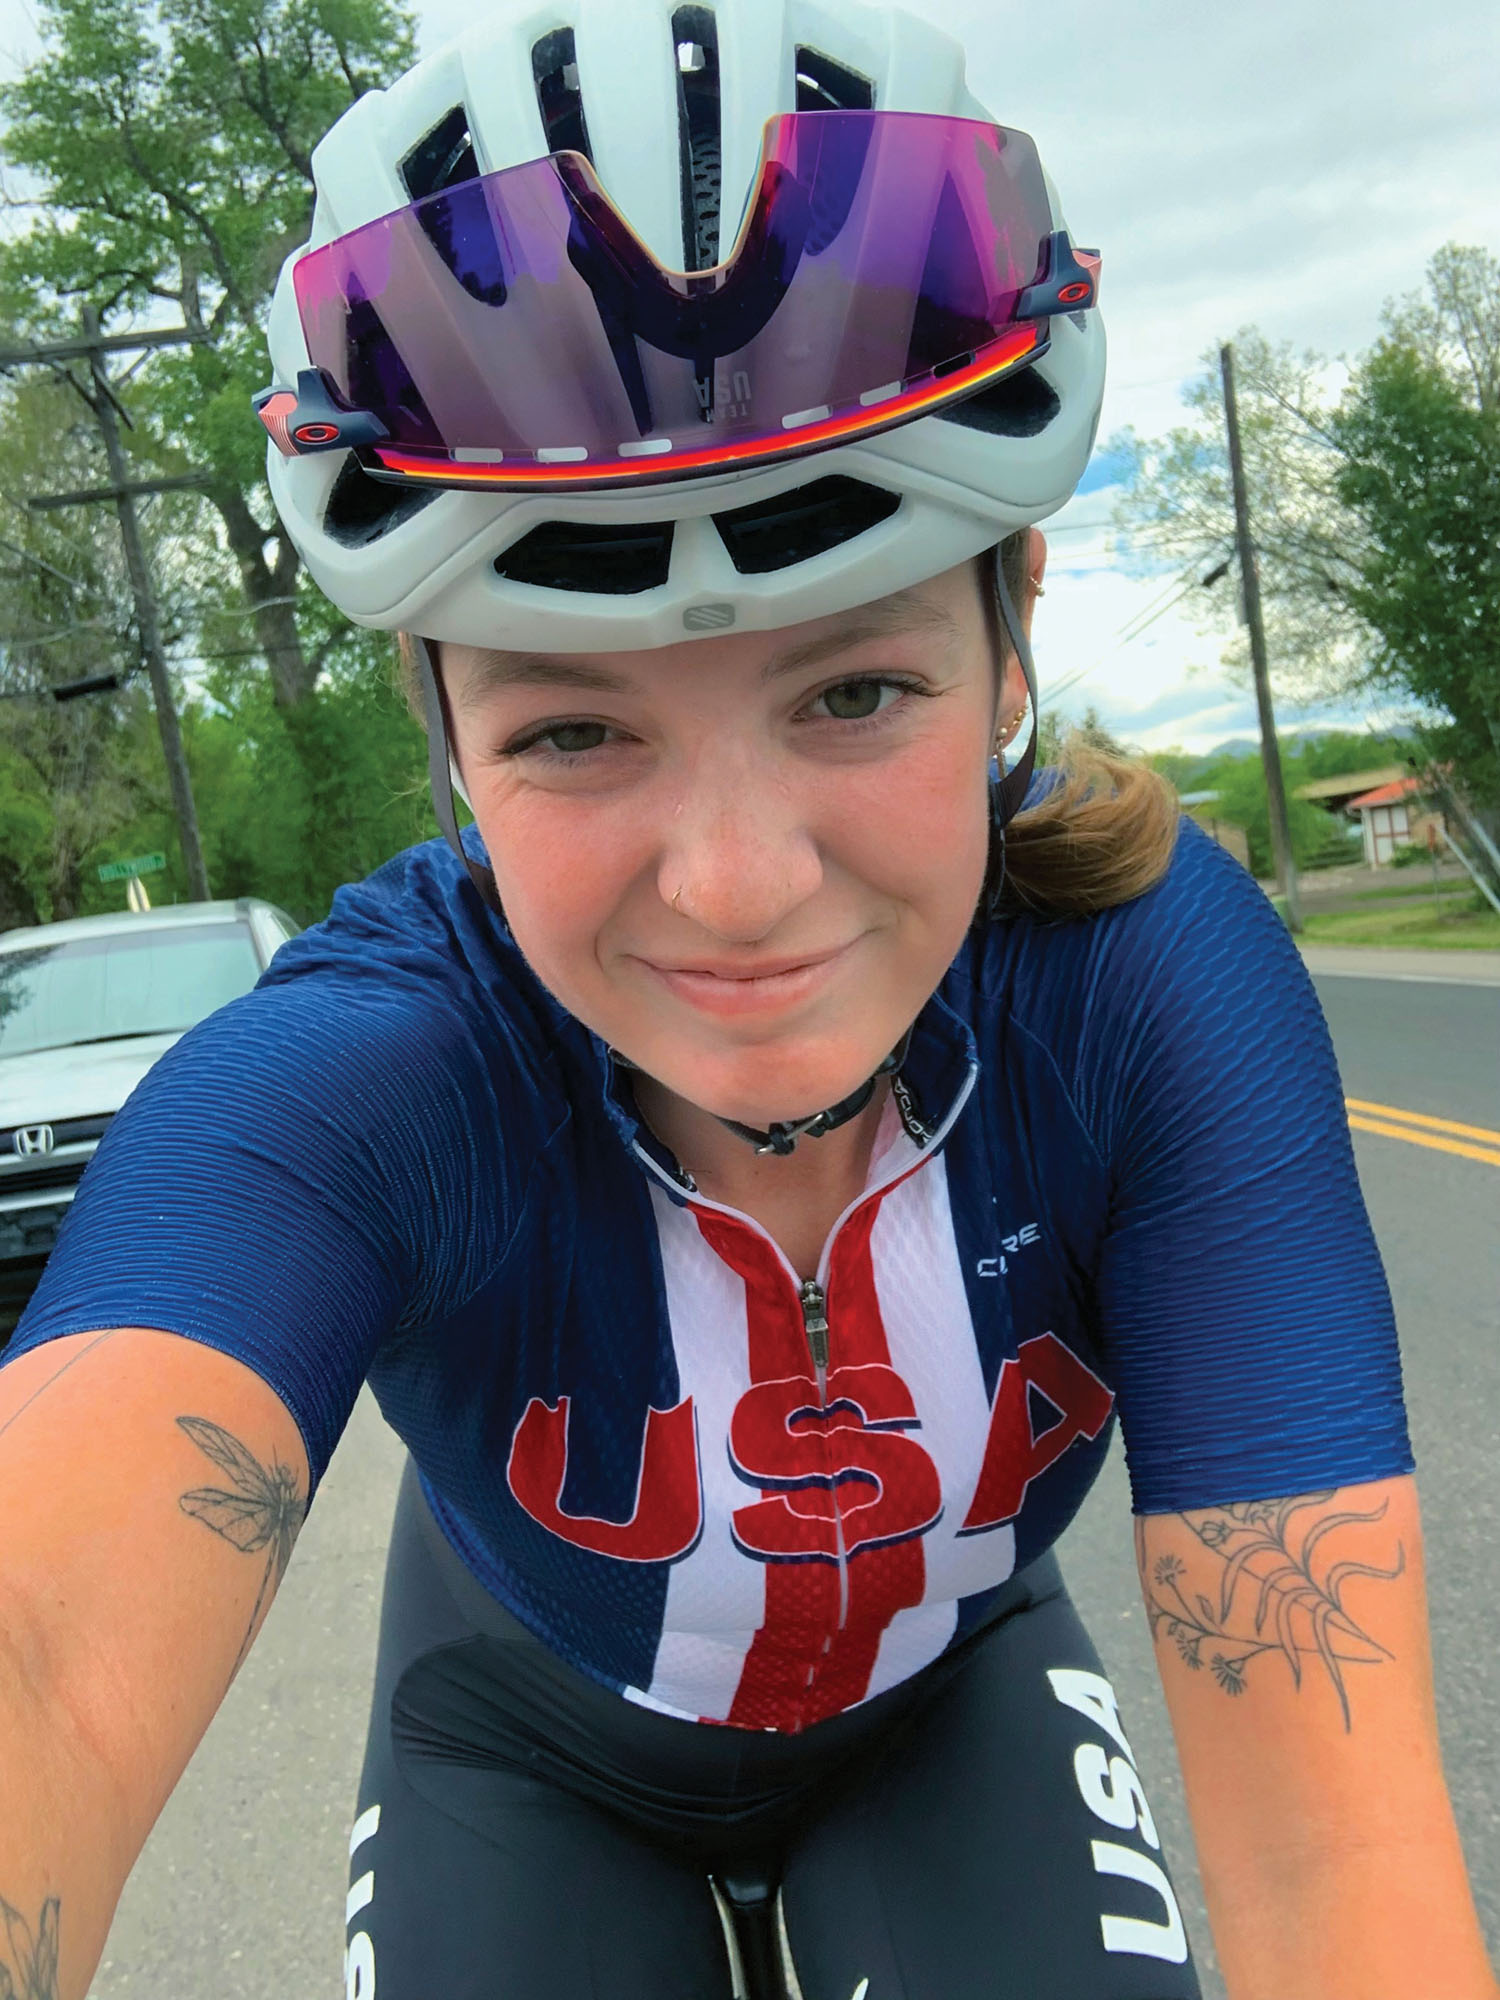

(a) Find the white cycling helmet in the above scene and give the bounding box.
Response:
[261,0,1105,653]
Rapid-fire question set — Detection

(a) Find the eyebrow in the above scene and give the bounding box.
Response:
[452,590,958,711]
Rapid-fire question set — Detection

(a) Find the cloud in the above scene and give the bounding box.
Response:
[1073,447,1132,498]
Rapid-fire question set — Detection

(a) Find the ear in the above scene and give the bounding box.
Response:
[1027,525,1048,599]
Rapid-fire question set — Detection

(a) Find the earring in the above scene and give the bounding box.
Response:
[995,705,1029,752]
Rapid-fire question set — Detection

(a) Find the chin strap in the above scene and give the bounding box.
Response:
[991,544,1040,829]
[414,634,506,917]
[714,1035,912,1157]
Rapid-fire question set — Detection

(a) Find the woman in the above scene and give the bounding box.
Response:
[0,3,1492,1996]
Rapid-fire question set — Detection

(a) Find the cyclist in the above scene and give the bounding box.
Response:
[1,2,1494,1996]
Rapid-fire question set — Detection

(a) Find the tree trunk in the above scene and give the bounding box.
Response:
[211,483,317,708]
[0,856,39,933]
[47,840,82,923]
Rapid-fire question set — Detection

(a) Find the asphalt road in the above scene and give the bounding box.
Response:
[1061,967,1500,1997]
[80,966,1500,2000]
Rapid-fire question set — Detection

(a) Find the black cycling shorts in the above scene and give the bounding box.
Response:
[345,1459,1202,1999]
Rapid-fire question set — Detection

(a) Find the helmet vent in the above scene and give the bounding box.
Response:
[323,461,438,549]
[794,47,875,112]
[400,106,479,200]
[673,7,722,272]
[532,29,594,163]
[941,367,1061,440]
[713,478,900,575]
[494,520,674,594]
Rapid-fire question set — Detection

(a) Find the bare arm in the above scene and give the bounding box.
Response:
[0,1327,310,2000]
[1138,1474,1496,1999]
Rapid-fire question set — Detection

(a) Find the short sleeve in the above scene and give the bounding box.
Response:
[5,950,517,1497]
[1079,830,1414,1513]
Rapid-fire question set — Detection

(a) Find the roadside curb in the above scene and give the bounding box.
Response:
[1299,945,1500,988]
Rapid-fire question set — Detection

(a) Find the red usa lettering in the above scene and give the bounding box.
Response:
[507,1395,703,1562]
[730,1362,943,1564]
[959,1333,1114,1535]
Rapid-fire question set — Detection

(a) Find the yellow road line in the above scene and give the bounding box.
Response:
[1347,1113,1500,1169]
[1345,1097,1500,1148]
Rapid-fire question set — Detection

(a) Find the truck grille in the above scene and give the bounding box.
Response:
[0,1159,86,1197]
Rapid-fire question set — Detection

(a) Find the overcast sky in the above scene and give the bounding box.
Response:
[2,0,1495,751]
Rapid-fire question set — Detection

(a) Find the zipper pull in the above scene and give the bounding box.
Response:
[799,1280,830,1370]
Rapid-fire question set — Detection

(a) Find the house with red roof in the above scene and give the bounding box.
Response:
[1343,774,1442,867]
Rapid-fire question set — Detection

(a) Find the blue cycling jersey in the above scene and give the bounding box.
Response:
[8,818,1412,1730]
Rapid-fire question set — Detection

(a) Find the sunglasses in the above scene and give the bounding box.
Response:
[257,110,1099,493]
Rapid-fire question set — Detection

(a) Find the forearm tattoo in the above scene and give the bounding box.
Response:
[0,1891,59,1999]
[176,1417,305,1675]
[1136,1491,1405,1730]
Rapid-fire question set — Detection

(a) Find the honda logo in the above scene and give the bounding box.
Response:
[14,1125,55,1156]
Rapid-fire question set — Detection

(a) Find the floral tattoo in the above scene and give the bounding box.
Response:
[1136,1491,1404,1729]
[176,1416,305,1675]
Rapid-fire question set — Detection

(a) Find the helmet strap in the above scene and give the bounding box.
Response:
[991,544,1040,828]
[414,634,507,918]
[711,1034,912,1156]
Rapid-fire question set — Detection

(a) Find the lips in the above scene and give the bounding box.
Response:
[652,945,849,982]
[636,942,855,1018]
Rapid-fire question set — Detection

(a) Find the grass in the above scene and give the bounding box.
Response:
[1346,877,1473,904]
[1296,897,1500,950]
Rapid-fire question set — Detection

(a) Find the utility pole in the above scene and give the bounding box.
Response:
[5,308,213,900]
[1220,342,1301,932]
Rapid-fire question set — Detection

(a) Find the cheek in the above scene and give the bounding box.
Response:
[468,784,639,986]
[830,724,992,914]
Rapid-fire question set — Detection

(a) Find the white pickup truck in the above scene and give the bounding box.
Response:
[0,899,300,1338]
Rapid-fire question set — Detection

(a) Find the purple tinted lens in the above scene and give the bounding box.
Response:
[293,112,1054,470]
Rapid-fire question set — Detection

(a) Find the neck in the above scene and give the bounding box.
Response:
[631,1072,891,1214]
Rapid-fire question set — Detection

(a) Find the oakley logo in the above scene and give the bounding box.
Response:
[683,603,737,632]
[14,1125,55,1156]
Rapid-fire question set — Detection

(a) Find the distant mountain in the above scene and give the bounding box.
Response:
[1197,724,1414,763]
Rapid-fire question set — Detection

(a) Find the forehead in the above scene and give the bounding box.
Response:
[447,571,982,711]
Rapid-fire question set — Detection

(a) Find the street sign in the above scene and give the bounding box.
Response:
[98,852,167,883]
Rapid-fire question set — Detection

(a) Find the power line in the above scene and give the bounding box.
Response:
[1044,577,1208,707]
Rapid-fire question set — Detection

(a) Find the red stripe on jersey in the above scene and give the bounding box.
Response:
[693,1187,939,1731]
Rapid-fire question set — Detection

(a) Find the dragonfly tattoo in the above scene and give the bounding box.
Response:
[176,1416,305,1675]
[0,1892,59,2000]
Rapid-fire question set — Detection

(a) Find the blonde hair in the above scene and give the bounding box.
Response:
[994,742,1180,917]
[985,530,1178,918]
[395,539,1180,922]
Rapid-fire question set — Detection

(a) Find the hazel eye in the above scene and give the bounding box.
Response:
[820,679,888,721]
[540,721,610,755]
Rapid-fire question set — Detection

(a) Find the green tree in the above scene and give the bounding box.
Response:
[1291,729,1411,783]
[1038,703,1127,764]
[1331,264,1500,816]
[184,636,440,922]
[0,0,416,706]
[0,363,177,921]
[1195,749,1336,879]
[1109,328,1366,700]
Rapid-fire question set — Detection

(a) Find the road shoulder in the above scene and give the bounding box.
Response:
[1299,945,1500,986]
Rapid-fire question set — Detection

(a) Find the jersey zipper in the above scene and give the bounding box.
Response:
[632,1059,980,1661]
[798,1278,850,1632]
[798,1279,830,1370]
